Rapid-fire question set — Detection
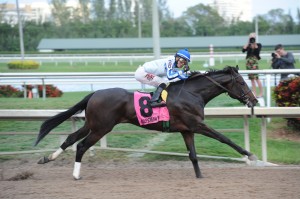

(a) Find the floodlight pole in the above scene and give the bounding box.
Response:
[138,0,141,38]
[152,0,161,59]
[16,0,25,60]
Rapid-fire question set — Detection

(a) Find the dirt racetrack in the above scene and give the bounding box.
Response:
[1,157,300,199]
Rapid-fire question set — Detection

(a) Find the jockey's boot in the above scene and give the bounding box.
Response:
[150,83,167,107]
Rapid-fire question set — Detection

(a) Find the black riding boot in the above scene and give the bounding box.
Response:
[150,83,167,107]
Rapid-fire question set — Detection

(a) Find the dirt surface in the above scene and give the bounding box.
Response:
[1,157,300,199]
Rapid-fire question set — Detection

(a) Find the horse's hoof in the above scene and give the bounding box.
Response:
[73,176,82,180]
[248,154,258,161]
[196,174,204,179]
[37,156,50,164]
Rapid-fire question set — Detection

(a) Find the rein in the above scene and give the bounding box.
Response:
[204,75,241,99]
[176,80,186,98]
[188,71,247,101]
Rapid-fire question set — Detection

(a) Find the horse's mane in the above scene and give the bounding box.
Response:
[189,65,238,78]
[169,66,238,86]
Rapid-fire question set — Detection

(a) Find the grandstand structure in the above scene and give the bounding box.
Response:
[37,35,300,52]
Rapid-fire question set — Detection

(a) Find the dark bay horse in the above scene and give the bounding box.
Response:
[35,66,258,179]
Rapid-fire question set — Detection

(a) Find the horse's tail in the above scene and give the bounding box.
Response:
[34,92,95,146]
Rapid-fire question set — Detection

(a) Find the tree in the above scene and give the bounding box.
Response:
[92,0,106,20]
[107,0,117,19]
[117,0,133,20]
[0,23,16,51]
[51,0,71,26]
[182,3,225,36]
[260,9,294,34]
[224,21,253,36]
[1,0,300,52]
[77,0,91,23]
[141,0,152,22]
[23,21,43,51]
[157,0,171,19]
[160,19,192,37]
[0,3,6,23]
[295,8,300,33]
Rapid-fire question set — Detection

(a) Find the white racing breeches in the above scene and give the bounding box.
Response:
[134,66,168,87]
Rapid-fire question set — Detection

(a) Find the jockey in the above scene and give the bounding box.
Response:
[135,48,191,107]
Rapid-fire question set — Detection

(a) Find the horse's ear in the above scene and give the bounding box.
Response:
[235,65,239,71]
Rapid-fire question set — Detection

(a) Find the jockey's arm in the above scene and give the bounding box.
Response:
[166,67,189,81]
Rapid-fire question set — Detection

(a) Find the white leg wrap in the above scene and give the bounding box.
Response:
[73,162,81,180]
[49,148,64,160]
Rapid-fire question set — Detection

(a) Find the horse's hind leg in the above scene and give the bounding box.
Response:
[72,131,104,180]
[38,125,90,164]
[181,132,202,178]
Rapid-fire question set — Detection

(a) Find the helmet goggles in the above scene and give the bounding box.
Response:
[176,57,187,65]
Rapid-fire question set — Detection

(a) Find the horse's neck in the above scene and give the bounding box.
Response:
[185,74,230,105]
[202,85,225,105]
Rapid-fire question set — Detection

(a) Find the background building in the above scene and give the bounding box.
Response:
[0,0,87,25]
[212,0,252,22]
[1,0,254,26]
[0,2,51,24]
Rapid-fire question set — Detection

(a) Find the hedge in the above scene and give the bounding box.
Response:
[7,60,39,69]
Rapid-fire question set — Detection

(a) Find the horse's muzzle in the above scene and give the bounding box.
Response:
[245,97,258,108]
[244,97,258,108]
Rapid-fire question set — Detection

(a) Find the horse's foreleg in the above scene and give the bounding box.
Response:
[73,131,103,180]
[37,126,90,164]
[197,124,257,161]
[181,132,202,178]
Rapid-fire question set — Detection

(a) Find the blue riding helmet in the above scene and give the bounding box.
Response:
[175,48,191,62]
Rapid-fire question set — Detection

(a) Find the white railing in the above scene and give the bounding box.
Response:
[0,107,299,165]
[0,53,299,66]
[0,108,250,162]
[1,69,299,107]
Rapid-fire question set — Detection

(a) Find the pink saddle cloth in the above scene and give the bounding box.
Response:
[134,92,170,126]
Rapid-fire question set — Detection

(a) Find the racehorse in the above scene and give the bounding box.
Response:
[35,66,258,179]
